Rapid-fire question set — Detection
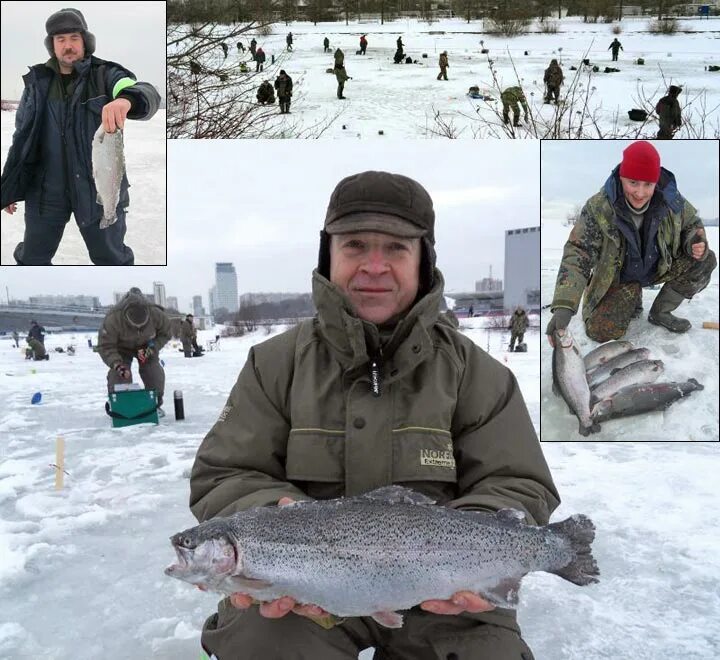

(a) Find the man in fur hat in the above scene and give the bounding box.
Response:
[1,8,161,265]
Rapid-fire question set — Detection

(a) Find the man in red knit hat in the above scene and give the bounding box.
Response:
[547,141,716,343]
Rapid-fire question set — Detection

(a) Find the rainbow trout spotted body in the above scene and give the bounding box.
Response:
[165,486,599,628]
[91,124,125,229]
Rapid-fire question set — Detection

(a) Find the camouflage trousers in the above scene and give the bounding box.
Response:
[509,331,525,350]
[201,599,534,660]
[437,66,448,81]
[656,122,675,140]
[585,249,717,342]
[545,85,560,103]
[501,101,521,125]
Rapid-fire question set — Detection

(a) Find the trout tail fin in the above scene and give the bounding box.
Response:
[548,514,600,586]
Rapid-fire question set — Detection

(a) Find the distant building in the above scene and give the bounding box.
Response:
[192,295,205,317]
[475,278,502,293]
[215,263,238,313]
[208,286,217,314]
[27,294,101,309]
[239,292,304,306]
[446,291,504,317]
[504,226,540,312]
[153,282,167,309]
[166,296,179,311]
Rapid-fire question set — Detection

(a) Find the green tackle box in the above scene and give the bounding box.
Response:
[106,389,159,428]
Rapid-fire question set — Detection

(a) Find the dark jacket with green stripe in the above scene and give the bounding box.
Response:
[551,166,705,321]
[0,55,160,226]
[190,267,560,632]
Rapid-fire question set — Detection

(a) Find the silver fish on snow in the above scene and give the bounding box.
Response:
[552,328,600,436]
[583,340,634,373]
[589,359,665,404]
[586,348,651,389]
[592,378,704,423]
[165,486,599,628]
[91,124,125,229]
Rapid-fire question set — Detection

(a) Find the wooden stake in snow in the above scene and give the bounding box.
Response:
[55,437,65,490]
[702,321,719,330]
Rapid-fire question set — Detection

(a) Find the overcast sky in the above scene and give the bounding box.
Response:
[541,140,719,227]
[1,140,540,310]
[0,0,166,99]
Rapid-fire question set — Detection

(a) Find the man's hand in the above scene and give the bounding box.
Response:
[137,346,154,364]
[690,228,707,260]
[420,590,496,615]
[546,308,573,347]
[114,363,131,380]
[102,97,132,133]
[4,203,18,215]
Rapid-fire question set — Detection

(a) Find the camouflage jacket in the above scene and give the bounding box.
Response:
[510,312,529,334]
[439,53,449,69]
[501,86,528,110]
[544,63,564,87]
[334,49,344,67]
[551,166,703,321]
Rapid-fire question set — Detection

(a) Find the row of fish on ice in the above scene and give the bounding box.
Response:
[552,328,703,436]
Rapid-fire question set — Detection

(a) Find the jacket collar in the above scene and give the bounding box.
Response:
[311,268,445,370]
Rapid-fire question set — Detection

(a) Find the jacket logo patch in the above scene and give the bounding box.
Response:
[420,448,456,469]
[218,405,233,423]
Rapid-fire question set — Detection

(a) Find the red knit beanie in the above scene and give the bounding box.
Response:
[619,141,661,183]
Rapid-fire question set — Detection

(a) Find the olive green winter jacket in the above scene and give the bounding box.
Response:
[551,167,704,320]
[97,293,172,368]
[190,267,559,630]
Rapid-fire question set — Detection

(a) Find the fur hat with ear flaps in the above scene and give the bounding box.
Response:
[44,8,96,57]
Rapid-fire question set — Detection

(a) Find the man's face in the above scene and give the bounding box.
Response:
[620,176,656,210]
[53,33,84,68]
[329,230,421,325]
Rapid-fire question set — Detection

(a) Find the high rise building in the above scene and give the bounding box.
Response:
[166,296,179,311]
[192,295,204,317]
[504,226,540,312]
[153,282,167,308]
[214,263,238,313]
[208,286,217,314]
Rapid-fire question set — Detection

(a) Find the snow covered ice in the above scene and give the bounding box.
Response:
[168,16,720,139]
[2,323,719,658]
[0,110,166,265]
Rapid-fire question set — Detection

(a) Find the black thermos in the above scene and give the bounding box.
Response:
[174,390,185,420]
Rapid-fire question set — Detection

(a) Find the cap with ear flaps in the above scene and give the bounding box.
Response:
[44,8,96,57]
[318,170,437,295]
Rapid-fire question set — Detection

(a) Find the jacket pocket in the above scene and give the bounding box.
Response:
[286,430,344,482]
[392,429,457,483]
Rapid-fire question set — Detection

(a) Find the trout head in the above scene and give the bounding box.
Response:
[165,518,238,587]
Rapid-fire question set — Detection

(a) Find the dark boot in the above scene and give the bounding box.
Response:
[648,285,691,333]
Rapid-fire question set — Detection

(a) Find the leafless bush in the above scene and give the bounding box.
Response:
[565,204,583,226]
[485,17,530,36]
[538,21,559,34]
[488,315,510,330]
[649,19,678,34]
[612,24,622,34]
[258,24,273,36]
[167,21,342,139]
[221,325,245,338]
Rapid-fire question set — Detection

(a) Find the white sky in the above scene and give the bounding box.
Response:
[0,0,166,100]
[1,140,540,310]
[541,140,719,225]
